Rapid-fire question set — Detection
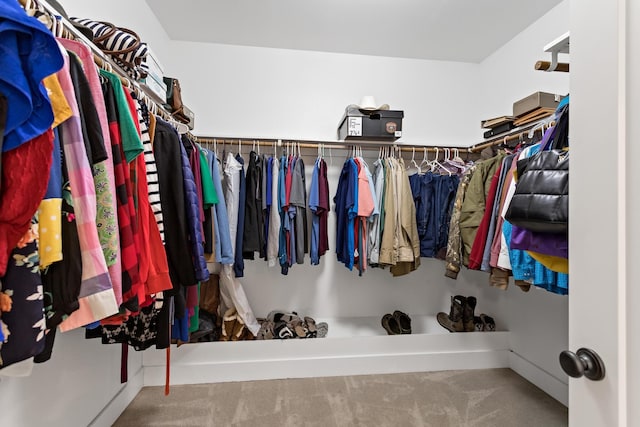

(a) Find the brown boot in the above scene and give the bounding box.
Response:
[437,295,466,332]
[463,296,477,332]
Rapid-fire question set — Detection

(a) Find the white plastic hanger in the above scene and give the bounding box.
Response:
[406,147,420,175]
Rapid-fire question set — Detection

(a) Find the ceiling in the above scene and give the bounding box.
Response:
[145,0,563,63]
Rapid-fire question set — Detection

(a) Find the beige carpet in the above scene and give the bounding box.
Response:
[113,368,567,427]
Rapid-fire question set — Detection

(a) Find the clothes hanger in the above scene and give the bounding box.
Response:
[406,147,420,176]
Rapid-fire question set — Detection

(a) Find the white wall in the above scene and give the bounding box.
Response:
[169,41,481,146]
[0,3,572,426]
[478,0,570,400]
[59,0,175,70]
[0,330,142,427]
[0,2,155,427]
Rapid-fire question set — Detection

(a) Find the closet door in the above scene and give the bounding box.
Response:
[570,0,639,425]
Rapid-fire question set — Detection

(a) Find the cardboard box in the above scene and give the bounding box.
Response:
[513,92,563,117]
[338,108,404,141]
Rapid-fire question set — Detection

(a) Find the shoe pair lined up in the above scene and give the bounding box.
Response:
[437,295,496,333]
[381,310,411,335]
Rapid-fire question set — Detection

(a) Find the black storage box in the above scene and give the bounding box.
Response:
[338,108,404,141]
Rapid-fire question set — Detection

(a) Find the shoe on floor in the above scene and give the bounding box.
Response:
[316,322,328,338]
[437,295,466,333]
[463,296,477,332]
[393,310,412,334]
[381,313,402,335]
[480,314,496,331]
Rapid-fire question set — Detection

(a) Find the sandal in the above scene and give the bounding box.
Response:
[304,316,318,338]
[289,317,308,338]
[381,313,402,335]
[274,321,295,339]
[316,322,329,338]
[480,314,496,332]
[474,316,484,332]
[257,319,275,340]
[393,310,412,334]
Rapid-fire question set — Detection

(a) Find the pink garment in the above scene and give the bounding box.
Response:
[58,38,123,306]
[56,47,118,332]
[355,158,375,217]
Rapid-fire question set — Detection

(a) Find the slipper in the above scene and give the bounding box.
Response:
[474,316,484,332]
[316,322,329,338]
[289,317,308,338]
[381,313,402,335]
[257,319,275,340]
[480,314,496,332]
[304,316,318,338]
[393,310,412,334]
[274,321,295,339]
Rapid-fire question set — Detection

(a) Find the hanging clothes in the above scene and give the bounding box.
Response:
[59,38,122,305]
[210,151,233,265]
[233,153,246,277]
[309,157,330,265]
[267,156,281,267]
[57,49,117,332]
[334,158,358,271]
[290,156,308,265]
[243,150,265,259]
[0,0,63,152]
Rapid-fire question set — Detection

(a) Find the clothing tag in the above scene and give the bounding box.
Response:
[348,117,362,136]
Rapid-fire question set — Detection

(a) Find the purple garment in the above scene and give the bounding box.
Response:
[510,225,568,259]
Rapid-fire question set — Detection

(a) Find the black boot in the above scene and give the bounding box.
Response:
[437,295,466,332]
[463,296,477,332]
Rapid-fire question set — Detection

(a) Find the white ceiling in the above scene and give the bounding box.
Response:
[145,0,563,63]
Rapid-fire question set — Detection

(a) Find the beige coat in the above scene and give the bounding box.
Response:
[379,159,421,276]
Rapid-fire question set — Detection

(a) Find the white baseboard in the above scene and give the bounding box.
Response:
[143,332,511,386]
[89,367,144,427]
[508,351,568,406]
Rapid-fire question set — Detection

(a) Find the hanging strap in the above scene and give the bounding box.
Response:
[120,342,129,383]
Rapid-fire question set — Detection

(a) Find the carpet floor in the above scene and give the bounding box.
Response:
[113,368,567,427]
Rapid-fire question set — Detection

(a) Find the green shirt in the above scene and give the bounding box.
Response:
[199,148,218,208]
[99,70,143,163]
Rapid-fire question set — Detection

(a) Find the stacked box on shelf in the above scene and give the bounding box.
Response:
[140,48,167,103]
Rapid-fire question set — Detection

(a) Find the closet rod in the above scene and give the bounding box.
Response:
[29,0,175,123]
[193,136,473,154]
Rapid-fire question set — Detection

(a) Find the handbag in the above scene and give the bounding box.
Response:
[505,106,569,233]
[163,77,195,129]
[70,18,149,80]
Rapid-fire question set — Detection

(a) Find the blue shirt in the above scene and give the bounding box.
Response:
[309,159,321,265]
[278,156,288,273]
[334,159,358,270]
[0,2,64,151]
[210,151,234,264]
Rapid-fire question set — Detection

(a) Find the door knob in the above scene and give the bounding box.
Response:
[559,348,606,381]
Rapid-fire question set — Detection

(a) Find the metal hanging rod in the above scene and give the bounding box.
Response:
[26,0,175,123]
[193,136,474,154]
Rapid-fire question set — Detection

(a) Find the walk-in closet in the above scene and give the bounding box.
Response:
[0,0,637,426]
